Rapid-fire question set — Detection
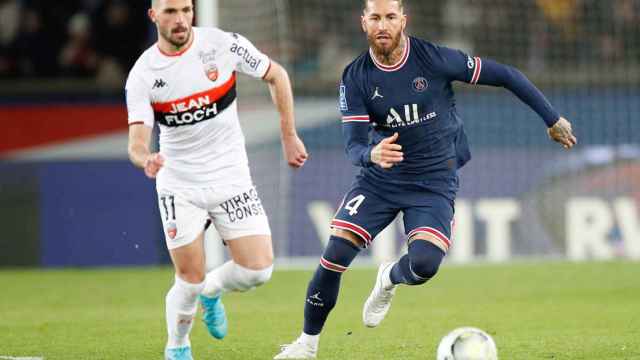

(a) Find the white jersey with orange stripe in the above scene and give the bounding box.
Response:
[125,27,271,189]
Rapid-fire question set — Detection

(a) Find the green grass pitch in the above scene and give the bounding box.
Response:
[1,261,639,359]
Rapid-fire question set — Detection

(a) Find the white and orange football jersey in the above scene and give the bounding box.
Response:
[125,27,271,189]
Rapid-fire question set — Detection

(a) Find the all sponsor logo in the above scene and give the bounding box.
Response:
[385,104,437,128]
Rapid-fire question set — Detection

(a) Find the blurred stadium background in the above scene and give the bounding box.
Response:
[1,0,639,269]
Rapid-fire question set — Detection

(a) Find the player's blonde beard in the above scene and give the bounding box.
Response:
[367,29,403,62]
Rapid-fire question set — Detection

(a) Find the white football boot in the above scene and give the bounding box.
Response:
[274,336,318,359]
[362,262,396,327]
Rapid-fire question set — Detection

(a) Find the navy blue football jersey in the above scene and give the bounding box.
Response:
[339,36,487,198]
[339,35,561,203]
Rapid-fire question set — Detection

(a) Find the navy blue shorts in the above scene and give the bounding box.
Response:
[331,179,454,250]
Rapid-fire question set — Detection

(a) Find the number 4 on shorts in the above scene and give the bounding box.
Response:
[344,194,365,216]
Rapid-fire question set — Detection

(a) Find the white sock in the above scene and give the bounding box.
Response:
[166,275,205,349]
[202,260,273,298]
[299,332,320,348]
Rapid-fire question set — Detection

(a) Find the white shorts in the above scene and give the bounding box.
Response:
[157,183,271,250]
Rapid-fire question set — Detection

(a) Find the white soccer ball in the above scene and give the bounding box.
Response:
[436,327,498,360]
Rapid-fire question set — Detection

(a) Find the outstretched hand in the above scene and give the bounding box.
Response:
[371,132,404,169]
[144,153,164,178]
[548,117,577,149]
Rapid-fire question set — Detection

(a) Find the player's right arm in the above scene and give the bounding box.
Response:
[128,125,164,178]
[125,70,164,178]
[339,69,403,168]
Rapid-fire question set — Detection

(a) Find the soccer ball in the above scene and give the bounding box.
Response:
[436,327,498,360]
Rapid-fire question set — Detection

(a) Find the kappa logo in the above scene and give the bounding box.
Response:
[371,86,384,100]
[153,78,167,89]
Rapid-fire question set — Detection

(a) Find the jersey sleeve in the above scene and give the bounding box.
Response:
[228,32,271,79]
[339,68,374,168]
[433,45,483,84]
[435,45,559,127]
[339,70,369,122]
[125,71,154,127]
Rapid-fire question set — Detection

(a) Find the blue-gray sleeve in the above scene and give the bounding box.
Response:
[437,46,560,127]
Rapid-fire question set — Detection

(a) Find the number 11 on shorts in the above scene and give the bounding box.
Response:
[160,195,176,221]
[345,194,365,216]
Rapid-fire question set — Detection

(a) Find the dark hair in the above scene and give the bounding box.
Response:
[363,0,404,11]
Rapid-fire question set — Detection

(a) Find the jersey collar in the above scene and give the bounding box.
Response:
[369,35,410,72]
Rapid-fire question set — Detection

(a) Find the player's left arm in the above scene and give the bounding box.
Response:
[229,32,308,168]
[473,59,577,149]
[440,47,577,149]
[263,61,308,168]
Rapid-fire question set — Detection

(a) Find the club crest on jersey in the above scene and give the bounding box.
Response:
[204,63,219,81]
[167,222,177,240]
[412,77,428,92]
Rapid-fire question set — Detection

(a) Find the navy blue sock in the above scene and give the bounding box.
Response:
[389,240,445,285]
[303,236,360,335]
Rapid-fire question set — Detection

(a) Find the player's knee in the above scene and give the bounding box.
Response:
[332,229,365,248]
[409,240,445,282]
[175,268,205,284]
[234,264,273,291]
[169,274,205,299]
[410,258,441,282]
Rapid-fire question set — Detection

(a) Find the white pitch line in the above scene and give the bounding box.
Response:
[0,356,44,360]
